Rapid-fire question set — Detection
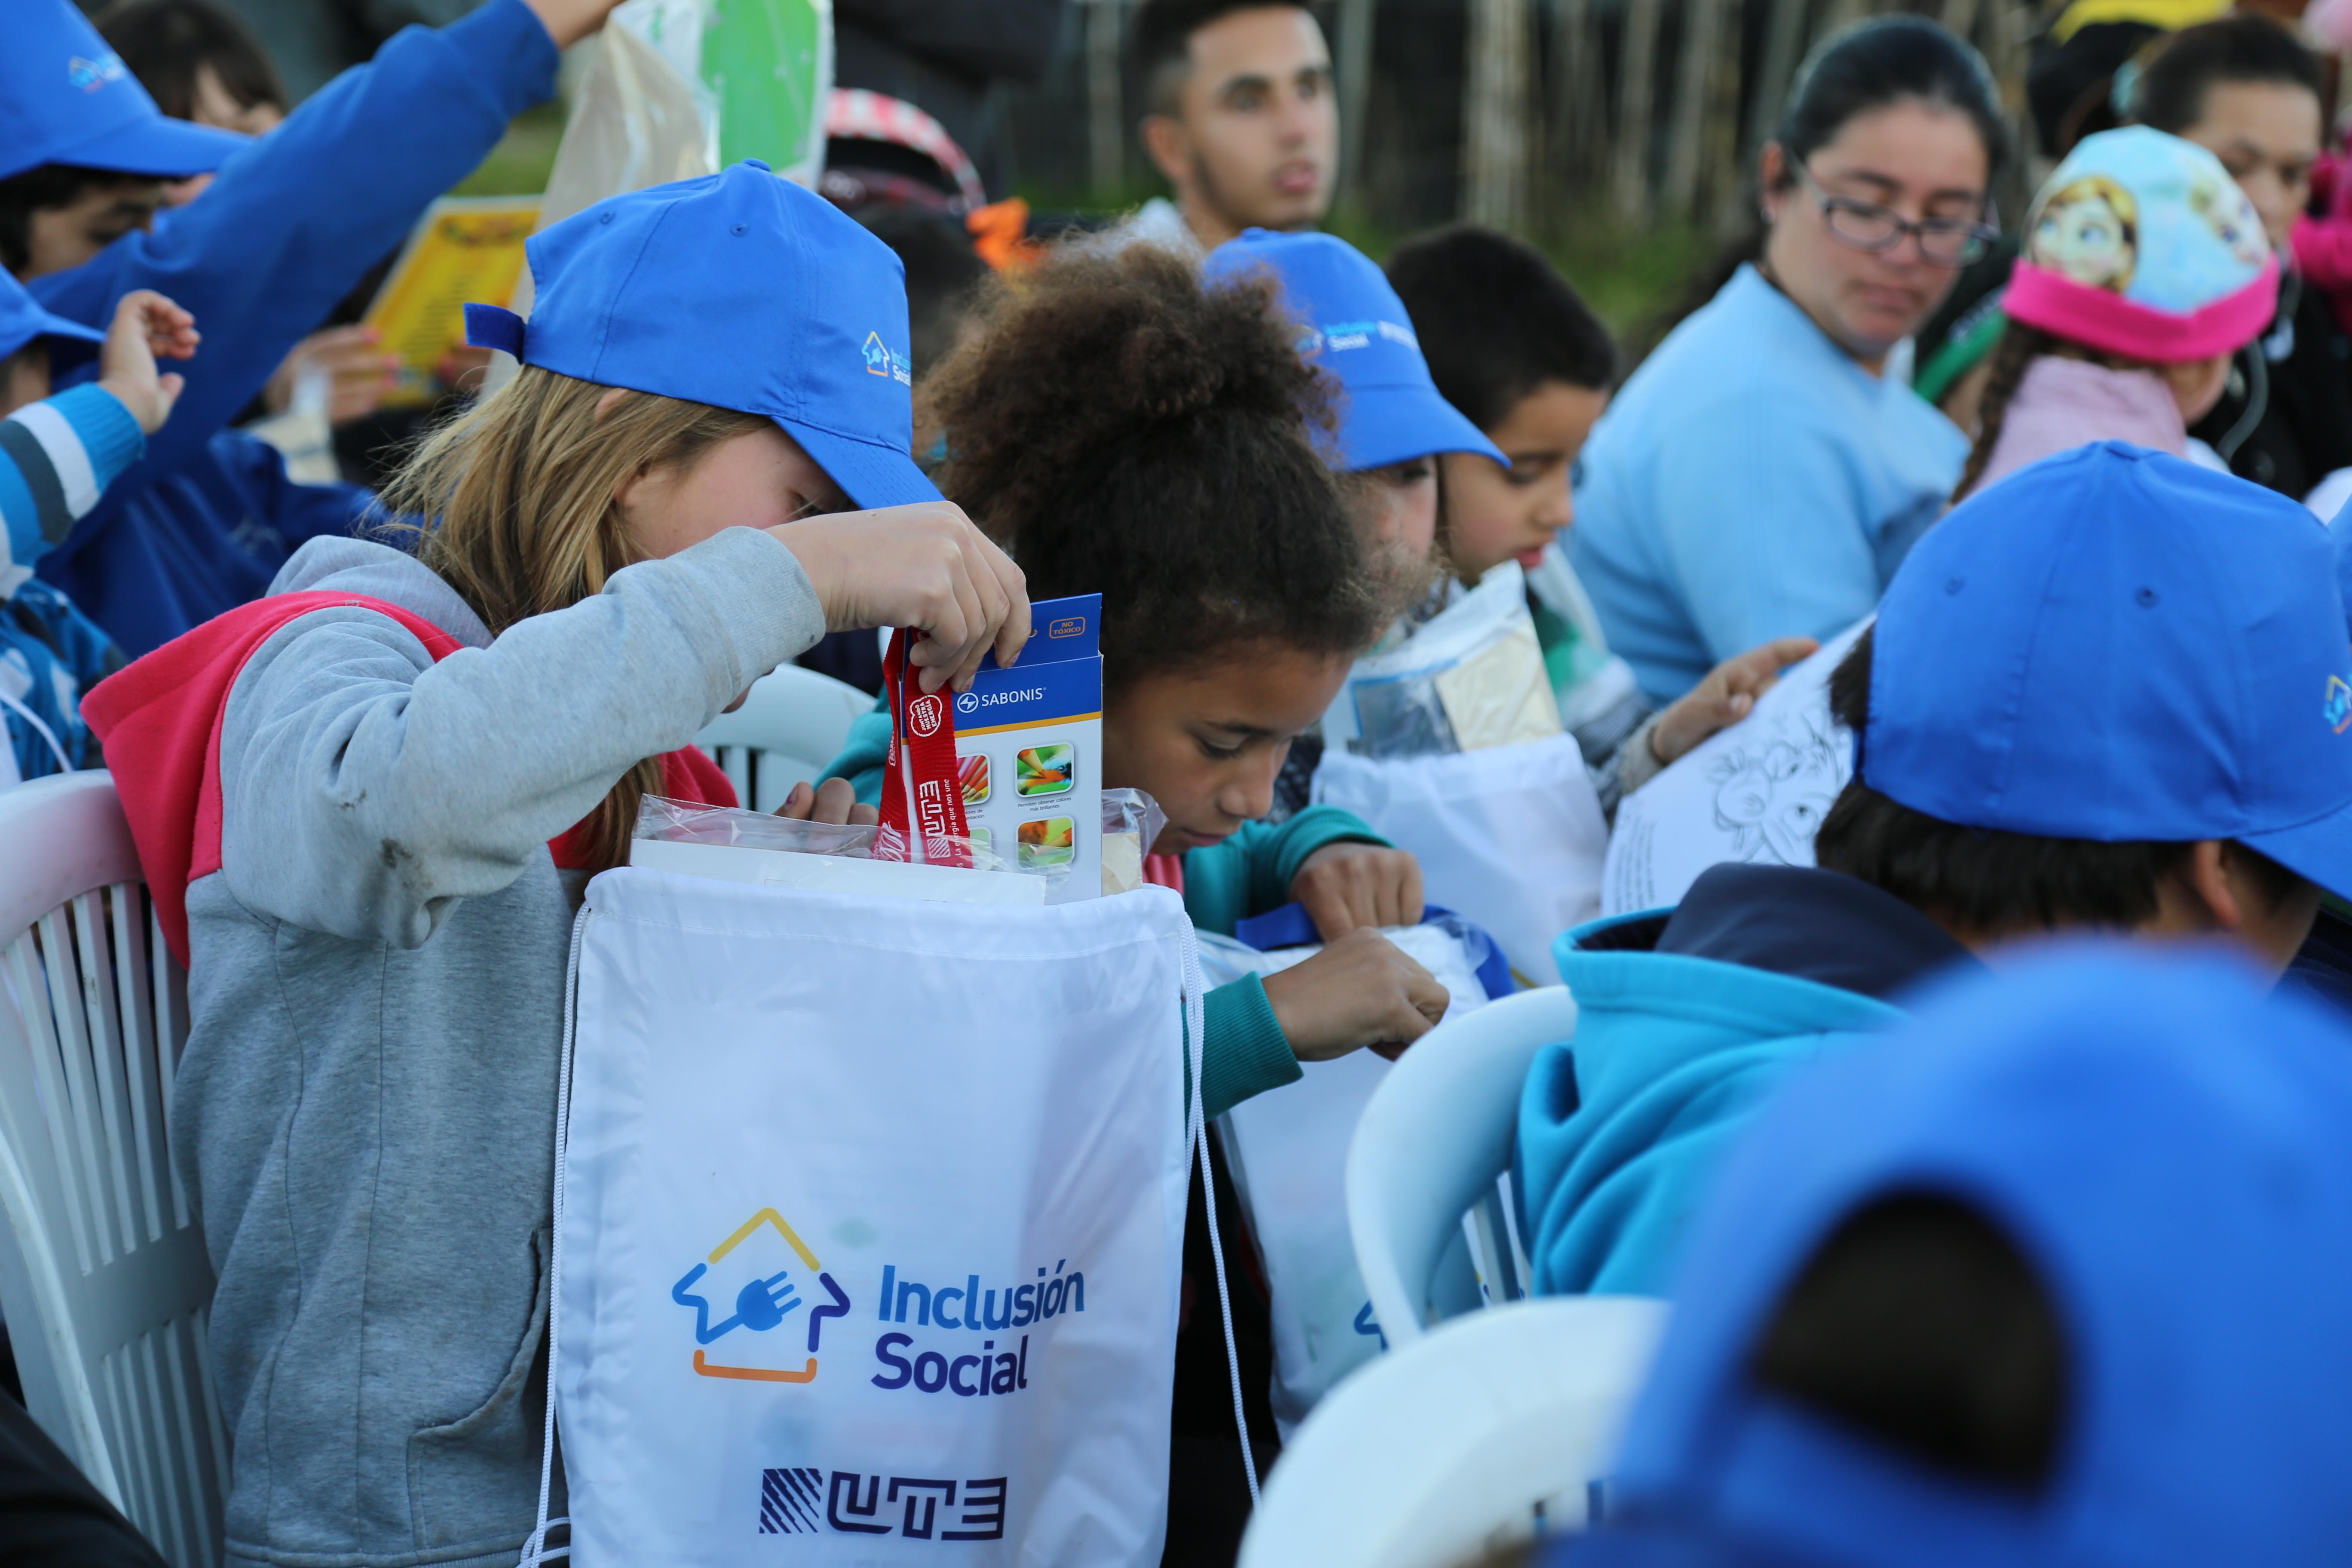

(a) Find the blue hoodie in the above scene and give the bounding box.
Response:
[1517,863,1979,1297]
[29,0,560,655]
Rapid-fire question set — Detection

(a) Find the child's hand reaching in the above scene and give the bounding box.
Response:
[769,502,1030,693]
[97,290,199,436]
[1649,635,1820,767]
[521,0,634,48]
[774,778,878,826]
[1262,929,1449,1063]
[1290,842,1425,939]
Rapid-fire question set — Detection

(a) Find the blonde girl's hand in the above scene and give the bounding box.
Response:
[1290,842,1426,940]
[767,502,1031,693]
[1649,635,1820,767]
[520,0,632,48]
[1261,929,1450,1063]
[774,778,878,827]
[97,290,199,436]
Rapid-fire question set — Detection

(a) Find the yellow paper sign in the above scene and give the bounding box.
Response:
[362,195,541,407]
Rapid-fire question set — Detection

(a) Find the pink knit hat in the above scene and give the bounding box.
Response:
[2004,126,2278,363]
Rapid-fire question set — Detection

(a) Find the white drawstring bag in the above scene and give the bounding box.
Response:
[1205,922,1496,1433]
[1312,738,1608,986]
[529,868,1218,1567]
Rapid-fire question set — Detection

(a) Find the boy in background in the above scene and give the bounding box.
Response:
[1518,444,2352,1300]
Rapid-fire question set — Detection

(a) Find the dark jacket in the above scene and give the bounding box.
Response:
[2191,270,2352,501]
[833,0,1063,195]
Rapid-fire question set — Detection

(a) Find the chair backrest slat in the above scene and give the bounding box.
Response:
[70,892,145,1256]
[0,774,226,1567]
[6,929,98,1275]
[149,897,192,1232]
[110,884,168,1246]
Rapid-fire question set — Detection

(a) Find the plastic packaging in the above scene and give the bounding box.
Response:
[628,795,1044,903]
[1100,788,1167,895]
[1335,563,1564,760]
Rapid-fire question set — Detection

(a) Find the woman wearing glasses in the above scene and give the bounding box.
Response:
[1568,17,2006,704]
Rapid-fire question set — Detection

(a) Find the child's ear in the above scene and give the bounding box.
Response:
[2177,840,2247,934]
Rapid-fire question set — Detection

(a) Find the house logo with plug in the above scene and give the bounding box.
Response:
[671,1208,851,1383]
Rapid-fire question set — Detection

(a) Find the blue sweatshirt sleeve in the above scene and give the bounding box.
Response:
[822,700,894,805]
[1648,399,1888,666]
[0,386,143,576]
[34,0,559,495]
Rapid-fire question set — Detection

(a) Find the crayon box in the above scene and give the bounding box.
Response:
[940,594,1104,903]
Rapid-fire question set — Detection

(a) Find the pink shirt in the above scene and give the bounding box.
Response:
[1960,355,2187,501]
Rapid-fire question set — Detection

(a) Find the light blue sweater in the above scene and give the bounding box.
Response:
[1570,264,1968,703]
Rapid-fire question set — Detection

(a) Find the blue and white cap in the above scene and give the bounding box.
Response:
[1863,443,2352,903]
[0,0,249,184]
[465,162,940,509]
[1202,229,1507,472]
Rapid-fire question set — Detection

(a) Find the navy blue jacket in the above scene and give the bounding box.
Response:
[32,0,558,655]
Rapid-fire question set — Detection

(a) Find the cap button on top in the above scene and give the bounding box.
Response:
[744,159,772,172]
[599,209,614,224]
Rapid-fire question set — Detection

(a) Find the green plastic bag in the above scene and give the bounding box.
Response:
[614,0,832,184]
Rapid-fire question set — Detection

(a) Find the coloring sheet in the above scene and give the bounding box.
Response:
[1600,619,1869,916]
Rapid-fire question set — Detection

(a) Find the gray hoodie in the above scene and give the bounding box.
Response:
[175,528,822,1567]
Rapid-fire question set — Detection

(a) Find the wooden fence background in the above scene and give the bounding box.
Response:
[1004,0,2043,241]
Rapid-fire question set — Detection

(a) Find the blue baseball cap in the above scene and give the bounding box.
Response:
[0,0,250,184]
[1862,442,2352,900]
[1574,948,2352,1568]
[464,162,939,509]
[1201,229,1507,473]
[0,268,103,362]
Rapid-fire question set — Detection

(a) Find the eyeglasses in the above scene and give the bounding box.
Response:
[1795,162,1997,268]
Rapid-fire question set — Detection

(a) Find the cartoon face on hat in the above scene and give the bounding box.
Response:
[2004,126,2277,363]
[2029,175,2137,291]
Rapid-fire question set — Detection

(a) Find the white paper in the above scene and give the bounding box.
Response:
[1600,619,1868,916]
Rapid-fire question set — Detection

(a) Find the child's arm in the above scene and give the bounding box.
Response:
[32,0,570,486]
[217,527,825,946]
[1,292,195,573]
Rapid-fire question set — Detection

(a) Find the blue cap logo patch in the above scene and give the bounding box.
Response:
[861,330,910,386]
[2327,674,2352,735]
[67,52,127,93]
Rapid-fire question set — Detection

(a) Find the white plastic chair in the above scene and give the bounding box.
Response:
[0,772,227,1567]
[693,664,873,812]
[1237,1296,1669,1568]
[1349,985,1580,1345]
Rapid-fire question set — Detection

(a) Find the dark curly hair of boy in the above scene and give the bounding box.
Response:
[921,245,1385,689]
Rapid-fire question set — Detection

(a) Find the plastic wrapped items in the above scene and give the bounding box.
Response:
[1332,564,1565,760]
[1100,788,1167,895]
[628,795,1040,904]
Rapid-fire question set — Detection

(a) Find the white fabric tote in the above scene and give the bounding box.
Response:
[1312,737,1608,985]
[1205,923,1495,1433]
[532,868,1207,1567]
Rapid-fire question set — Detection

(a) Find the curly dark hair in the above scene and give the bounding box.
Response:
[922,244,1384,690]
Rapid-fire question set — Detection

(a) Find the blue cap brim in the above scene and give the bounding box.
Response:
[34,113,250,180]
[781,417,944,510]
[2237,790,2352,907]
[0,304,104,365]
[1334,383,1509,472]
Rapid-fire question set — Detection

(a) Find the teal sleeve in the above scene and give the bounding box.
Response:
[1179,805,1391,936]
[818,698,892,806]
[1197,974,1301,1118]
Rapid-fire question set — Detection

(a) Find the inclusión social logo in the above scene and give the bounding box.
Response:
[670,1209,852,1383]
[67,53,128,93]
[2328,674,2352,735]
[861,330,913,386]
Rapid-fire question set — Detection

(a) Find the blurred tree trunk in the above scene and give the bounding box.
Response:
[1549,0,1603,190]
[1087,0,1125,200]
[1663,0,1725,217]
[1336,0,1378,214]
[1463,0,1534,228]
[1613,0,1664,222]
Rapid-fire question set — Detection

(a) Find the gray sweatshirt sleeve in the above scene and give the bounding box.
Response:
[217,527,824,947]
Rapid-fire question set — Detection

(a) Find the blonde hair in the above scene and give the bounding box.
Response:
[379,365,769,873]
